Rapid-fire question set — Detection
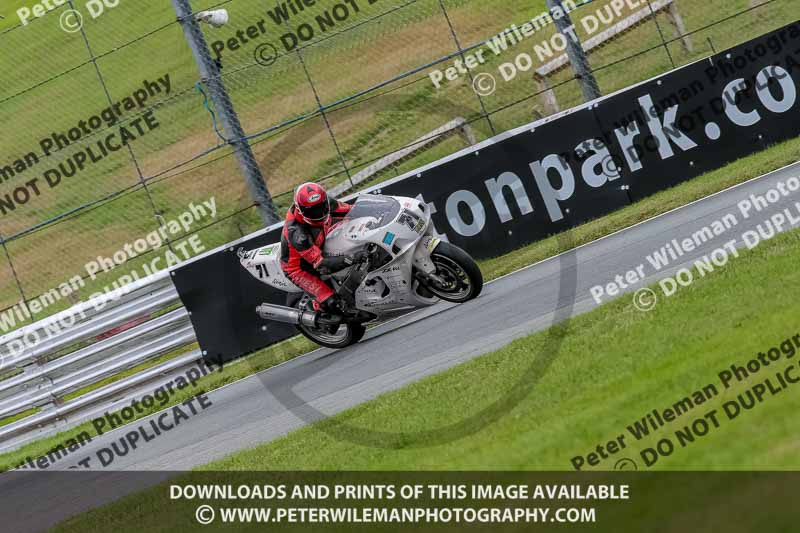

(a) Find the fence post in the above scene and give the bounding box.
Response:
[545,0,601,103]
[437,0,496,136]
[533,73,561,115]
[666,2,693,53]
[172,0,280,225]
[0,234,30,328]
[457,123,478,146]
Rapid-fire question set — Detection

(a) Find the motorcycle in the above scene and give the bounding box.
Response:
[238,194,483,349]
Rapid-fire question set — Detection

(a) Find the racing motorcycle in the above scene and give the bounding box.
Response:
[238,194,483,349]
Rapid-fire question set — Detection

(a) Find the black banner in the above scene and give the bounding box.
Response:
[173,22,800,362]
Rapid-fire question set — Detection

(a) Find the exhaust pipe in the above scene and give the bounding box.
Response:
[256,303,318,328]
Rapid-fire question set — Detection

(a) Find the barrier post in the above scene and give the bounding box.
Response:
[666,2,694,53]
[545,0,602,102]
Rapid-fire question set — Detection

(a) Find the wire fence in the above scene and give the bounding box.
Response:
[0,0,791,330]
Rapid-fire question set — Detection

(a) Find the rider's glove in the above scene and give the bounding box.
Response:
[317,254,354,274]
[317,248,371,274]
[351,249,369,264]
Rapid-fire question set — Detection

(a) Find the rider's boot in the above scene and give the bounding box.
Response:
[310,296,345,333]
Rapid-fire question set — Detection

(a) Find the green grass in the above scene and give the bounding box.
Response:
[47,152,800,533]
[60,342,198,403]
[0,406,38,429]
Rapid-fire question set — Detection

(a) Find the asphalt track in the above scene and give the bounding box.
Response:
[5,161,800,531]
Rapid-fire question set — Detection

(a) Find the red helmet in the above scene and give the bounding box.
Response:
[294,182,330,226]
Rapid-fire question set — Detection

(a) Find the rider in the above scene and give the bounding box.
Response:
[280,182,356,314]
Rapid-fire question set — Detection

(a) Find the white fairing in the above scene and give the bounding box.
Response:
[239,195,443,316]
[239,242,303,293]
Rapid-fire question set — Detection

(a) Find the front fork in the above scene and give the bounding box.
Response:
[412,236,448,289]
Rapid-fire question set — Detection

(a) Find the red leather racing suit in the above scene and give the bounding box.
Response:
[280,197,352,303]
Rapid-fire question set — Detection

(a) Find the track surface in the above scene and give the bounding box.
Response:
[5,162,800,531]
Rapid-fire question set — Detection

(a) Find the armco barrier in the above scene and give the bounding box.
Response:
[0,271,205,453]
[171,22,800,363]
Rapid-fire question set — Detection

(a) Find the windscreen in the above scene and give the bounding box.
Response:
[343,196,402,230]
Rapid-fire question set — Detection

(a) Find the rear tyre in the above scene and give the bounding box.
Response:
[426,242,483,303]
[297,321,366,349]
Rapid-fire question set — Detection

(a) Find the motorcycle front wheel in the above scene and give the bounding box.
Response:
[425,242,483,303]
[297,321,366,349]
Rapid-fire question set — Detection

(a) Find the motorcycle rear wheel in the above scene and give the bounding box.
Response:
[297,321,366,349]
[289,294,366,349]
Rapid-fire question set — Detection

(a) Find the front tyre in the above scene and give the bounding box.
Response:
[426,242,483,303]
[297,321,366,349]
